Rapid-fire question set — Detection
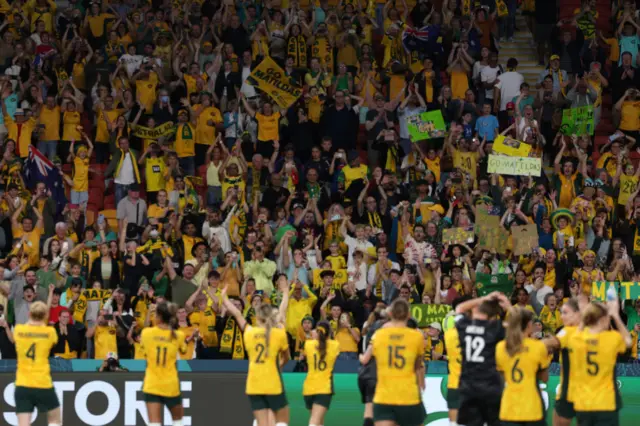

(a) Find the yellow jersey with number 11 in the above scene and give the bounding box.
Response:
[141,327,187,397]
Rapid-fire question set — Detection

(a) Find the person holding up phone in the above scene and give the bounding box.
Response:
[86,308,119,360]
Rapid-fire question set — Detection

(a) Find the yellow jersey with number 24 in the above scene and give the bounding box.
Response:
[244,325,289,395]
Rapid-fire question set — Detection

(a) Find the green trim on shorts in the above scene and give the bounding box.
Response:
[143,392,182,409]
[446,387,460,410]
[14,386,59,414]
[373,403,426,426]
[304,394,332,410]
[248,393,288,412]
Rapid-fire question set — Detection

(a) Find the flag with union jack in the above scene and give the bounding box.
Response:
[24,145,67,215]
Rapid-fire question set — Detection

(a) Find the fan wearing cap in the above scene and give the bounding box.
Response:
[1,93,39,159]
[422,322,444,362]
[67,133,94,208]
[537,54,569,94]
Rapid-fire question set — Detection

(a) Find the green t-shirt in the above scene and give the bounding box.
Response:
[36,269,57,289]
[152,271,169,297]
[624,305,640,331]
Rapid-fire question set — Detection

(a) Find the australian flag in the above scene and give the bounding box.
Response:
[24,146,67,215]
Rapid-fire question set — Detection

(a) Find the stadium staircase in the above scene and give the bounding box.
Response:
[498,13,546,88]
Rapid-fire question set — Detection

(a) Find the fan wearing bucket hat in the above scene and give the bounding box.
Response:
[551,208,575,249]
[571,249,604,295]
[423,322,444,361]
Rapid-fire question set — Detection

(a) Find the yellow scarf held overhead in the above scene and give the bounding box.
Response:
[115,149,141,183]
[220,316,245,359]
[287,35,307,68]
[132,121,176,139]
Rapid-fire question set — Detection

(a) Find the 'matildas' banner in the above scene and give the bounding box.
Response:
[132,121,176,139]
[592,281,640,301]
[487,154,541,176]
[247,57,302,109]
[410,304,452,328]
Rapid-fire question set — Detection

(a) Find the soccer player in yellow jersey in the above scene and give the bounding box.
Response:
[220,285,291,426]
[14,301,61,426]
[569,300,631,426]
[301,321,340,426]
[544,298,582,426]
[140,302,188,426]
[443,320,462,425]
[360,299,426,426]
[496,307,551,426]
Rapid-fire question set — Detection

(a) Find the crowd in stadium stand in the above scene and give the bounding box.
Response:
[0,0,635,363]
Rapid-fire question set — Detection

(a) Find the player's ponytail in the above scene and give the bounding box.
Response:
[157,302,179,340]
[257,304,278,358]
[505,307,534,357]
[316,320,331,362]
[582,302,607,327]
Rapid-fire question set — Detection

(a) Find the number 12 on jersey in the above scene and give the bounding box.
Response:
[465,336,486,363]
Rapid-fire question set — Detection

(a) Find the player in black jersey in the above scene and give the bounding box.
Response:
[455,292,511,426]
[358,307,387,426]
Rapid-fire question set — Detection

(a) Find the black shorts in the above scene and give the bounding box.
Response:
[576,411,619,426]
[304,394,332,410]
[143,392,182,409]
[446,387,460,410]
[248,393,288,412]
[555,398,576,419]
[14,386,59,414]
[373,403,426,426]
[501,422,546,426]
[358,376,376,404]
[457,393,501,426]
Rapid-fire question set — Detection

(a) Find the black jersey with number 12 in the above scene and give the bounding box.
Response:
[455,315,505,395]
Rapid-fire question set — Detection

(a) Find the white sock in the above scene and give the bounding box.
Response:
[173,420,184,426]
[252,421,258,426]
[149,423,161,426]
[450,422,458,426]
[276,423,289,426]
[48,424,61,426]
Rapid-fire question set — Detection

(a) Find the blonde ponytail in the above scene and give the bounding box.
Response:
[506,307,534,357]
[257,304,279,358]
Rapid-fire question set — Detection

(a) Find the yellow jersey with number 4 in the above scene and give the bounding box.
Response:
[570,329,626,412]
[15,324,58,389]
[372,326,425,406]
[444,327,462,389]
[303,339,340,395]
[141,327,187,397]
[244,325,289,395]
[496,338,550,421]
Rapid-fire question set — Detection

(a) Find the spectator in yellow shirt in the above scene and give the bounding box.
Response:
[65,134,94,209]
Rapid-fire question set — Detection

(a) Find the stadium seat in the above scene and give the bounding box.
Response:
[100,209,118,234]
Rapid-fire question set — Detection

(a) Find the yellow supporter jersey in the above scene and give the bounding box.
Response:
[444,327,461,389]
[175,123,196,158]
[619,174,638,206]
[72,156,90,192]
[496,338,550,422]
[372,326,424,405]
[570,329,627,412]
[94,325,118,360]
[141,327,187,397]
[453,150,478,180]
[196,106,222,145]
[244,325,289,395]
[39,105,60,141]
[136,72,159,113]
[556,325,579,402]
[179,325,196,359]
[145,157,167,192]
[189,307,218,348]
[342,164,368,190]
[62,111,81,141]
[96,108,122,143]
[15,324,57,389]
[256,112,280,142]
[302,339,340,395]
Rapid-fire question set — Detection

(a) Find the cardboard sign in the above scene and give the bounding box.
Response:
[492,135,532,157]
[561,106,595,136]
[476,205,501,228]
[476,273,514,296]
[406,110,447,142]
[476,227,509,253]
[410,304,452,328]
[487,154,542,177]
[247,56,303,109]
[442,227,475,245]
[511,224,539,256]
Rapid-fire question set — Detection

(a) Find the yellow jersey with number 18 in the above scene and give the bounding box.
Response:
[141,327,187,397]
[570,329,627,412]
[15,324,58,389]
[302,339,340,395]
[244,325,289,395]
[444,327,462,389]
[372,326,425,405]
[496,338,551,422]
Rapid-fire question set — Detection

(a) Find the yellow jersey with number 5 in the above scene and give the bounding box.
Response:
[496,338,550,421]
[303,339,340,395]
[244,325,289,395]
[372,326,425,406]
[15,324,58,389]
[141,327,187,397]
[570,330,626,412]
[444,327,462,389]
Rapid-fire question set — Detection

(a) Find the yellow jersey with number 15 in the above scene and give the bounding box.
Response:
[244,325,289,395]
[444,327,462,390]
[372,326,425,406]
[570,329,627,412]
[496,338,551,422]
[141,327,187,397]
[15,324,58,389]
[302,339,340,395]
